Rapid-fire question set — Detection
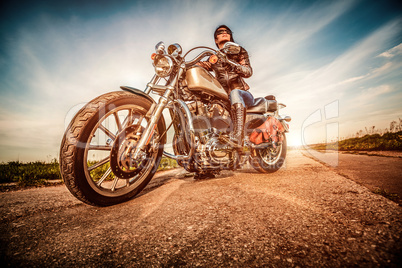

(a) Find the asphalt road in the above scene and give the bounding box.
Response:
[304,150,402,204]
[336,152,402,202]
[1,150,401,267]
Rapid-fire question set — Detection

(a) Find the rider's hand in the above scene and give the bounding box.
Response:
[217,51,228,63]
[217,51,252,77]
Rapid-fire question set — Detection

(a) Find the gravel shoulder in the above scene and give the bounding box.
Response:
[1,150,401,267]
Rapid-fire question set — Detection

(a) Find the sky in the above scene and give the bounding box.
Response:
[0,0,401,162]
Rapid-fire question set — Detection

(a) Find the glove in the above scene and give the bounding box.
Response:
[227,59,252,77]
[218,52,252,77]
[216,51,229,63]
[234,64,252,76]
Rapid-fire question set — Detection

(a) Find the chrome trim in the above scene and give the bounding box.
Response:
[154,55,174,77]
[283,116,291,122]
[131,89,171,159]
[185,50,214,68]
[155,41,165,54]
[277,115,290,132]
[151,84,171,95]
[222,42,241,54]
[176,100,195,133]
[119,86,167,144]
[163,99,195,161]
[250,142,282,149]
[168,43,182,57]
[134,66,191,161]
[144,75,158,94]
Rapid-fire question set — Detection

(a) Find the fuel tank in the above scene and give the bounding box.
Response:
[185,66,228,101]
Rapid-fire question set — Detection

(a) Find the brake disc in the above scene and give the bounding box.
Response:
[110,125,145,179]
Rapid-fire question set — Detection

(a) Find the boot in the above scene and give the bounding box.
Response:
[230,103,246,149]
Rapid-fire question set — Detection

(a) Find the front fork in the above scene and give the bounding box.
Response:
[131,88,171,160]
[131,65,185,160]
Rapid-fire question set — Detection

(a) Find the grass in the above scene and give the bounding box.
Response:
[0,157,178,187]
[308,131,402,152]
[158,157,179,171]
[0,159,61,187]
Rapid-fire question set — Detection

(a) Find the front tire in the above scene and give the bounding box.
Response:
[59,91,164,206]
[249,134,287,173]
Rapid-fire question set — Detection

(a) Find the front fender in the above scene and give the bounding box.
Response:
[120,86,155,105]
[120,86,167,144]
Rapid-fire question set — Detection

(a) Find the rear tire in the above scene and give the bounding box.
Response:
[59,91,164,206]
[249,134,287,173]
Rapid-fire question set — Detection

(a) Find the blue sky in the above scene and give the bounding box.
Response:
[0,0,401,162]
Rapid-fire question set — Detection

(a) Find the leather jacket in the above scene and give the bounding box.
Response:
[197,47,252,95]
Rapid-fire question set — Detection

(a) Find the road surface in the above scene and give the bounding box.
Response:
[1,150,401,267]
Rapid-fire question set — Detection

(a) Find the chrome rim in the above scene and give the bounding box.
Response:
[83,104,159,197]
[257,143,283,165]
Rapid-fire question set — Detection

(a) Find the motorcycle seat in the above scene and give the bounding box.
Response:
[247,97,277,114]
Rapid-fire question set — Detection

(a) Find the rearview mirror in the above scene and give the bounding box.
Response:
[222,42,241,54]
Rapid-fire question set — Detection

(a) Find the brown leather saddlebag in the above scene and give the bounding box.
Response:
[249,116,285,145]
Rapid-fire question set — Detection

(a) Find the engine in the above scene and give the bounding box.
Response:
[175,99,234,170]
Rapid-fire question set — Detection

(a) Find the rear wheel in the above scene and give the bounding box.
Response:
[249,134,287,173]
[59,91,164,206]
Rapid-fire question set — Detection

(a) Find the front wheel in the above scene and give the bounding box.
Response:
[249,134,287,173]
[59,91,165,206]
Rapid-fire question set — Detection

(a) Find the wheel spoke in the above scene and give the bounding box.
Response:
[96,168,112,186]
[99,124,116,140]
[114,112,122,132]
[89,145,113,151]
[110,176,119,191]
[88,156,110,171]
[79,101,162,201]
[122,109,134,129]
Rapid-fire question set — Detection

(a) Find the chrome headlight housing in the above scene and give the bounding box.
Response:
[154,55,173,77]
[168,43,182,57]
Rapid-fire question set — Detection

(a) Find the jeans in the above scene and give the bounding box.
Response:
[229,89,254,108]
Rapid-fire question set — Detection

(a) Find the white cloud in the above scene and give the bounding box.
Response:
[246,0,357,89]
[255,17,402,146]
[360,84,393,100]
[338,62,394,86]
[273,18,402,103]
[0,0,240,161]
[338,75,367,85]
[378,42,402,58]
[0,0,401,159]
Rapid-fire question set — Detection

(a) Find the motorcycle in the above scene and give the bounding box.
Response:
[59,41,291,206]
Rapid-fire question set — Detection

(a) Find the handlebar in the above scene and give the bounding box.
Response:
[184,50,215,68]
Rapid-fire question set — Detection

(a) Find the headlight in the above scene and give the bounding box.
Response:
[154,55,173,77]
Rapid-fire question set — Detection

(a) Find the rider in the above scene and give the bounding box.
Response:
[197,25,254,149]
